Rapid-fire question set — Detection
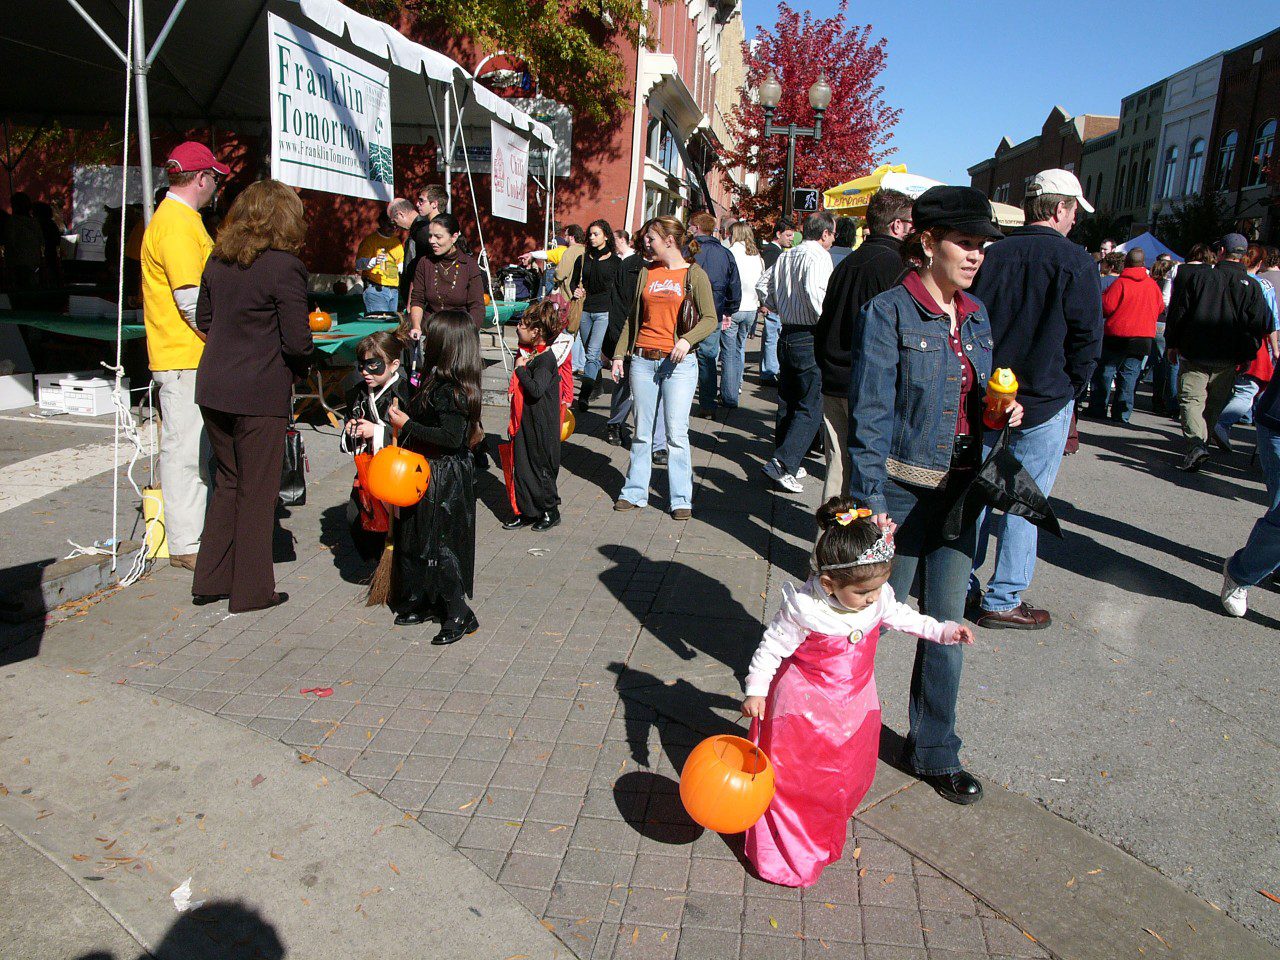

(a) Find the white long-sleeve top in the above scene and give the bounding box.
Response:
[756,240,832,327]
[745,577,960,697]
[730,242,764,314]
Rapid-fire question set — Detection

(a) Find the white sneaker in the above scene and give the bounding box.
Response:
[1220,560,1248,617]
[761,459,786,482]
[795,467,808,480]
[775,472,804,493]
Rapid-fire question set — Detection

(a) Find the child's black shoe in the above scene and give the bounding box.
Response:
[502,515,533,530]
[532,509,561,531]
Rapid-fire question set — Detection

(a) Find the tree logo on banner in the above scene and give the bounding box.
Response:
[367,144,393,184]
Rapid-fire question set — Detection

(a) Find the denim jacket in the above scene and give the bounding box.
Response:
[847,281,994,514]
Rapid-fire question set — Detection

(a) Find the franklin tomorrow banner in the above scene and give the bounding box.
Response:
[268,12,393,201]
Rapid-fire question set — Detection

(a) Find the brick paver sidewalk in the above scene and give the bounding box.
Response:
[107,373,1050,960]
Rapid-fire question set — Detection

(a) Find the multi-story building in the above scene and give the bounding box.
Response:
[1206,27,1280,242]
[1109,79,1165,233]
[1147,54,1223,227]
[1078,130,1117,214]
[967,107,1118,209]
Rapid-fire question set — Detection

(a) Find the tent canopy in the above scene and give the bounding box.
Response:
[1117,231,1182,262]
[0,0,555,151]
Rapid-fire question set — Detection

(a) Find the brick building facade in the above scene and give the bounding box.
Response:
[968,107,1118,209]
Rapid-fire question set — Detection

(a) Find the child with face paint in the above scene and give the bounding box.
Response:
[342,331,413,560]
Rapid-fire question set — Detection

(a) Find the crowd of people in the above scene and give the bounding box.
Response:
[117,139,1280,891]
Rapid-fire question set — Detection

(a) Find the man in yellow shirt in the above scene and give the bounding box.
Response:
[141,141,227,570]
[355,212,404,314]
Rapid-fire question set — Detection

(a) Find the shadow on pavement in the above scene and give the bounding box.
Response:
[73,900,283,960]
[0,559,51,666]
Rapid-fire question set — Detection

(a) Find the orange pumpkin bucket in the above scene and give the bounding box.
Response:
[365,445,431,507]
[679,734,775,834]
[561,405,576,442]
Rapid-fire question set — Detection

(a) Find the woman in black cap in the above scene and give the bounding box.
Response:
[846,186,1022,805]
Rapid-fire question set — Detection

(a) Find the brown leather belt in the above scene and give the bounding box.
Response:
[632,347,668,361]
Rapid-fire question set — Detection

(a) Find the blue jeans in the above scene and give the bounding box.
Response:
[578,311,609,383]
[720,311,754,407]
[607,361,667,451]
[1217,377,1261,434]
[973,401,1074,612]
[1151,323,1177,412]
[760,312,781,379]
[621,354,697,510]
[774,327,823,476]
[884,478,979,775]
[571,334,585,373]
[1227,425,1280,586]
[362,283,398,313]
[1088,345,1144,422]
[696,330,721,411]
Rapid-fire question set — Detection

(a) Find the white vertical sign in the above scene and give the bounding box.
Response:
[490,121,528,223]
[268,12,393,200]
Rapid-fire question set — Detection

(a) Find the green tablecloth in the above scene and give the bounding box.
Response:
[0,310,146,340]
[311,319,400,363]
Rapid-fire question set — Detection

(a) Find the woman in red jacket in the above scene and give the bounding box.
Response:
[1087,248,1165,423]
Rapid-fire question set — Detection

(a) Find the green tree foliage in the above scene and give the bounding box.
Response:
[1070,208,1129,252]
[1155,192,1235,258]
[355,0,653,124]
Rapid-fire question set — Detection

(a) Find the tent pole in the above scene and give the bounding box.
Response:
[442,93,453,213]
[131,0,155,223]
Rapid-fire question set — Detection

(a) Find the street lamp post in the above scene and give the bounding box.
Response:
[757,69,833,219]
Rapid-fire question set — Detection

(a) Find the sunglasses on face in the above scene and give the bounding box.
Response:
[358,358,387,375]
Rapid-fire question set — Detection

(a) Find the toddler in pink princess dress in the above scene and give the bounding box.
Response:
[742,497,974,887]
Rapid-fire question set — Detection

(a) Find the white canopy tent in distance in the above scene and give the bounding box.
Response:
[1,0,558,578]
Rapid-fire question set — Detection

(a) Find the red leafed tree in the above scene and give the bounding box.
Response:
[722,2,899,225]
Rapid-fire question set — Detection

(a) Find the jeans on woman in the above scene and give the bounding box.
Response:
[620,354,697,511]
[578,311,610,383]
[1088,345,1144,422]
[883,477,978,776]
[759,312,781,380]
[608,363,666,451]
[719,311,755,407]
[1227,425,1280,586]
[1217,376,1261,436]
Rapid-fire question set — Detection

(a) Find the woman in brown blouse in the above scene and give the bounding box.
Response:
[407,213,485,336]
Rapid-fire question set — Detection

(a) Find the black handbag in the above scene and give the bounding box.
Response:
[279,423,307,506]
[941,425,1062,541]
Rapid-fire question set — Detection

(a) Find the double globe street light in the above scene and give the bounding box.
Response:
[757,69,833,219]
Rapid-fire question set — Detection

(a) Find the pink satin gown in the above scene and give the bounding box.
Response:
[744,626,882,887]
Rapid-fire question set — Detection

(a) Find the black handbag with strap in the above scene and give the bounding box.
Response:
[279,423,308,506]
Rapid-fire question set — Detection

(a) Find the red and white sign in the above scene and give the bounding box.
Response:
[491,121,528,224]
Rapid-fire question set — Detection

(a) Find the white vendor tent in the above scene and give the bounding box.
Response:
[1116,231,1183,263]
[1,0,557,577]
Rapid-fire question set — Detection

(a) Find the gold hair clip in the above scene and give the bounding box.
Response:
[835,508,872,526]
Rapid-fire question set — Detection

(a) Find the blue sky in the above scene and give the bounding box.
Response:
[741,2,1276,186]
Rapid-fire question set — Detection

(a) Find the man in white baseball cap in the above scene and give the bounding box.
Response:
[1025,168,1095,214]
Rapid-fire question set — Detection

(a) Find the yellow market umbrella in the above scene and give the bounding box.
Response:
[824,166,945,214]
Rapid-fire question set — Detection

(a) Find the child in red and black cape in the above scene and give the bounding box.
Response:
[341,330,412,561]
[501,300,564,532]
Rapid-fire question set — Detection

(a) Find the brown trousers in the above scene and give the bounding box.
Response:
[194,409,287,612]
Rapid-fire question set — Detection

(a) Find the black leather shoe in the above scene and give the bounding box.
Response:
[501,516,531,530]
[395,610,426,626]
[605,425,622,446]
[531,509,561,531]
[652,449,669,466]
[192,593,229,606]
[432,612,479,645]
[918,770,983,805]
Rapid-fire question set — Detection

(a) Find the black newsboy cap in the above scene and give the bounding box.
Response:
[912,186,1003,241]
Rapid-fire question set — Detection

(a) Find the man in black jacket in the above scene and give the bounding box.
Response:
[689,211,741,416]
[968,170,1103,630]
[399,184,447,308]
[1166,233,1272,472]
[814,188,910,500]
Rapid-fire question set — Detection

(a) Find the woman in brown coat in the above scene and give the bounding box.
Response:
[407,213,485,335]
[193,180,314,612]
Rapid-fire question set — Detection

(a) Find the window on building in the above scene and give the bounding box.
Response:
[1126,161,1139,207]
[1249,119,1276,187]
[646,119,680,177]
[1116,166,1127,207]
[1215,130,1238,190]
[1185,138,1206,196]
[1159,145,1179,199]
[1096,172,1104,207]
[1085,175,1093,200]
[1139,158,1152,204]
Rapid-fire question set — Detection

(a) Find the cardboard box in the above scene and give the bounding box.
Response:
[37,370,96,413]
[60,376,129,417]
[0,373,35,411]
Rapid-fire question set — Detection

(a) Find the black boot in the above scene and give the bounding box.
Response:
[575,378,596,412]
[605,424,622,446]
[532,508,561,531]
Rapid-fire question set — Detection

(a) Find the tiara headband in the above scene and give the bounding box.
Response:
[819,533,895,571]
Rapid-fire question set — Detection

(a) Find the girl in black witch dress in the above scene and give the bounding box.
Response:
[342,330,413,561]
[385,310,483,643]
[501,300,563,532]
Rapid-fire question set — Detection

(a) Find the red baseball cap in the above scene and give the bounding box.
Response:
[166,141,230,177]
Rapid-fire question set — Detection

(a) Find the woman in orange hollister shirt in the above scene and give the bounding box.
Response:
[610,216,717,518]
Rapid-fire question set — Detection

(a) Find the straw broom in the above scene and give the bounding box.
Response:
[365,424,399,607]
